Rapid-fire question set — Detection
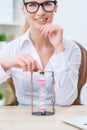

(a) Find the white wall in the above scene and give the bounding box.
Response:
[53,0,87,104]
[53,0,87,49]
[0,0,24,38]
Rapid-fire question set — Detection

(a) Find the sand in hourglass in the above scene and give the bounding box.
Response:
[37,79,46,87]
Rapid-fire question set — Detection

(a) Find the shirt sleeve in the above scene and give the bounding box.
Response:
[49,42,81,106]
[0,66,10,84]
[0,44,11,84]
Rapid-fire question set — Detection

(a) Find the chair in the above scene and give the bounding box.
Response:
[7,42,87,105]
[7,78,18,105]
[73,42,87,105]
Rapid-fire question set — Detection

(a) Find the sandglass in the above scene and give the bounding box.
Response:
[30,71,55,116]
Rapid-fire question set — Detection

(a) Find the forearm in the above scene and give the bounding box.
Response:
[54,70,78,106]
[49,44,81,106]
[0,58,12,71]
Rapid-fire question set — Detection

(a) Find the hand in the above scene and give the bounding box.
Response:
[40,23,65,53]
[0,53,43,72]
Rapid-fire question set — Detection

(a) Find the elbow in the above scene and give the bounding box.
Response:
[56,91,78,106]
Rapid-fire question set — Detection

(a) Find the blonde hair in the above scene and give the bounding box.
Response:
[21,0,30,35]
[12,19,29,39]
[21,18,29,35]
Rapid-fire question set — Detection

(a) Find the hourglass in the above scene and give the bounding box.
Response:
[30,71,55,116]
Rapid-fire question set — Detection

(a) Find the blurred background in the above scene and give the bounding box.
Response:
[0,0,24,43]
[0,0,87,105]
[53,0,87,49]
[0,0,87,48]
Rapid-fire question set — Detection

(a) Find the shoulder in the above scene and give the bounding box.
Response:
[7,36,22,48]
[63,38,80,49]
[63,38,81,54]
[7,29,30,49]
[3,35,24,56]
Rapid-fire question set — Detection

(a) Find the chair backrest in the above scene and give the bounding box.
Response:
[7,78,18,105]
[73,42,87,105]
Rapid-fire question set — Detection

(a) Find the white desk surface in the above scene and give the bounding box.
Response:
[0,105,87,130]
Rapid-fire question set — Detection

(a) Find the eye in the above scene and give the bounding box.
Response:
[43,1,52,6]
[28,2,38,7]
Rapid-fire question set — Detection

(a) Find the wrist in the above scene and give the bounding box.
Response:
[55,44,65,53]
[0,59,11,71]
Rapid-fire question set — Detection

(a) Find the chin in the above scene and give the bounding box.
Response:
[35,23,46,28]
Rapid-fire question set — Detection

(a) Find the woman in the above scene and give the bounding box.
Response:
[0,0,81,106]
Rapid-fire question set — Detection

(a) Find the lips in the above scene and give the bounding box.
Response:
[34,18,48,24]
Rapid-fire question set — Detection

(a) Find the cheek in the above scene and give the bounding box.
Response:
[48,14,54,23]
[26,13,34,22]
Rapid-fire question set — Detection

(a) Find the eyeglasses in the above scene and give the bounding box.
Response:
[23,1,57,13]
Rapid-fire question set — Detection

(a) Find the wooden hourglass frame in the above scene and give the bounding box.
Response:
[30,71,55,116]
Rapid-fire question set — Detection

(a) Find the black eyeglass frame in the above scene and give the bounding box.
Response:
[23,1,57,13]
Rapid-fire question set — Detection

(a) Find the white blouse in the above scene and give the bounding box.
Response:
[0,29,81,106]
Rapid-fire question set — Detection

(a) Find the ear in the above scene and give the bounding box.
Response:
[21,5,26,15]
[55,4,58,12]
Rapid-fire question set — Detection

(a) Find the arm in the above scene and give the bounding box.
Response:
[50,40,81,106]
[0,41,43,84]
[0,44,11,84]
[40,24,81,106]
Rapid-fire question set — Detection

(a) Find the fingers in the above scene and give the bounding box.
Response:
[40,24,51,37]
[14,53,43,72]
[40,23,62,38]
[34,62,43,72]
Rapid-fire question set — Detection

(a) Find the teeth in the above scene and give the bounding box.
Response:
[36,18,47,22]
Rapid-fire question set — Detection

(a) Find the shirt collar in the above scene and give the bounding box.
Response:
[19,28,31,48]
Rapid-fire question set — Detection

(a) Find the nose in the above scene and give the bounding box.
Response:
[37,5,45,15]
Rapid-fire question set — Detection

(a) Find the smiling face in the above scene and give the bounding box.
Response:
[22,0,58,30]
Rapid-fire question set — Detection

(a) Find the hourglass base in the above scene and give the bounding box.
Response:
[32,111,55,116]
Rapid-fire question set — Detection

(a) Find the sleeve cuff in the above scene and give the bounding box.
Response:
[0,66,10,84]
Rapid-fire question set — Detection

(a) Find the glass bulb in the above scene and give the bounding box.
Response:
[37,72,47,114]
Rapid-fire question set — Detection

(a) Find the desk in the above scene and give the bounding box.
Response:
[0,105,87,130]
